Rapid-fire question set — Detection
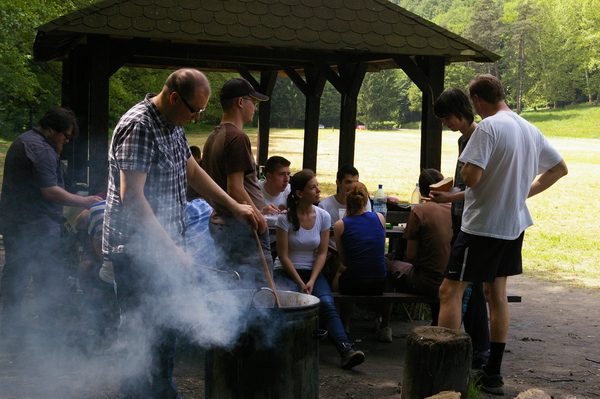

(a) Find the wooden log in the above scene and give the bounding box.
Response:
[401,326,472,399]
[424,392,460,399]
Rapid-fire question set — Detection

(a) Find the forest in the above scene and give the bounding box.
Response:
[1,0,598,137]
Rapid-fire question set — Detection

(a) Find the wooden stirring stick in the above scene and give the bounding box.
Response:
[252,227,282,308]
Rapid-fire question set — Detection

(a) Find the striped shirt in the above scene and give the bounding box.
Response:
[88,200,106,239]
[103,94,191,255]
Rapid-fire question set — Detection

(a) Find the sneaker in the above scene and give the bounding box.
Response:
[473,368,504,395]
[472,350,489,369]
[376,327,393,343]
[339,342,365,369]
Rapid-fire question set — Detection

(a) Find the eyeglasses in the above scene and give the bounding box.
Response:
[242,96,259,106]
[63,131,73,141]
[179,95,206,116]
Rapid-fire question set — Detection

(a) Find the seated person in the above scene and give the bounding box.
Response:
[388,169,453,324]
[190,145,202,164]
[333,182,393,343]
[273,169,364,370]
[259,156,291,260]
[260,155,291,215]
[185,186,216,269]
[319,165,371,283]
[319,165,372,234]
[75,200,118,347]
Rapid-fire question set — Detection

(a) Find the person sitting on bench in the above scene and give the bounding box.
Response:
[333,182,393,343]
[388,169,453,325]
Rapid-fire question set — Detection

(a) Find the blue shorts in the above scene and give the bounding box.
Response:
[444,231,524,283]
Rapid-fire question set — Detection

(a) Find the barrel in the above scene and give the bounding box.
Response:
[205,289,321,399]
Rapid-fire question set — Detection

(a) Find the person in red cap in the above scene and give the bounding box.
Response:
[202,78,273,287]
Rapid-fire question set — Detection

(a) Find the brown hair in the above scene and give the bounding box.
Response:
[433,88,475,125]
[345,182,369,217]
[286,169,316,231]
[419,168,444,197]
[468,74,505,104]
[38,108,79,138]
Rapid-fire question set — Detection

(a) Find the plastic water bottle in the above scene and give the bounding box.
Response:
[411,183,421,204]
[373,184,387,218]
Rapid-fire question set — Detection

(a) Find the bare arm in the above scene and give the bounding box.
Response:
[430,190,465,203]
[186,157,258,230]
[333,220,346,265]
[528,159,568,198]
[461,162,484,187]
[40,186,103,209]
[226,170,267,234]
[120,169,191,268]
[305,229,330,294]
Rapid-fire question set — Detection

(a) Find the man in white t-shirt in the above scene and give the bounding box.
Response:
[318,165,371,248]
[259,156,291,260]
[259,156,291,215]
[437,74,568,395]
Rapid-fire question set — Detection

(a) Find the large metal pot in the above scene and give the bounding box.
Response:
[205,289,322,399]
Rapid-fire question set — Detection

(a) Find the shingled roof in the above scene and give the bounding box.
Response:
[34,0,499,71]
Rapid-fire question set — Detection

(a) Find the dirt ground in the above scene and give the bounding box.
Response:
[1,241,599,399]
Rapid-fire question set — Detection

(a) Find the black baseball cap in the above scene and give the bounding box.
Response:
[220,78,269,102]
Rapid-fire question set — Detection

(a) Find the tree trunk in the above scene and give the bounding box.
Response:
[401,326,472,399]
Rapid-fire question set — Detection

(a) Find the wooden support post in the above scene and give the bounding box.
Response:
[401,326,472,399]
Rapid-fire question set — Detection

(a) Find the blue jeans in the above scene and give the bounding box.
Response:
[274,269,350,350]
[111,253,181,399]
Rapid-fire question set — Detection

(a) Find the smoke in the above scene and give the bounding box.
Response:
[0,216,288,397]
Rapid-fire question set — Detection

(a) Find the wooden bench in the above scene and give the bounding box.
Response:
[332,291,522,322]
[332,291,521,304]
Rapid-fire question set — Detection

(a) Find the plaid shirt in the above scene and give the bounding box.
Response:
[103,94,191,255]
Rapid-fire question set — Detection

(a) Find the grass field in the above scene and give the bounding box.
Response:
[1,104,599,289]
[188,127,600,290]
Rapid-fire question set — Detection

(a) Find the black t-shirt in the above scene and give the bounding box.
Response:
[0,128,64,232]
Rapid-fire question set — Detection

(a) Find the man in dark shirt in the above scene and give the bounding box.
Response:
[202,78,273,287]
[0,108,102,339]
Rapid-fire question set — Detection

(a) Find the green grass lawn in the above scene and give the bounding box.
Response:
[2,105,599,289]
[520,103,600,139]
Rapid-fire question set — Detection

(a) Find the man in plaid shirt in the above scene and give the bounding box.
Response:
[103,69,256,399]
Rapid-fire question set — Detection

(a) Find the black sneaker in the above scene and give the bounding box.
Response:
[472,350,490,369]
[339,342,365,369]
[474,368,504,395]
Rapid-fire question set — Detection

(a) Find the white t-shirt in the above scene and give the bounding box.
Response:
[259,180,290,209]
[318,194,372,247]
[459,111,563,240]
[273,206,331,271]
[318,194,372,224]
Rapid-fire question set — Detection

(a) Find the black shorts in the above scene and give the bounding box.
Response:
[444,231,524,283]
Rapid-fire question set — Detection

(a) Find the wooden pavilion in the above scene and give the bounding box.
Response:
[33,0,499,193]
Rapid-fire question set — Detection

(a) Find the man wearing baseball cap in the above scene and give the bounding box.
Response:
[202,78,273,287]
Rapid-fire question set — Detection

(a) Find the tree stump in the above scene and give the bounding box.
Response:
[401,326,472,399]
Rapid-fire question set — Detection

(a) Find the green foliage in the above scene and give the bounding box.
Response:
[1,0,598,138]
[0,0,98,139]
[270,77,306,128]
